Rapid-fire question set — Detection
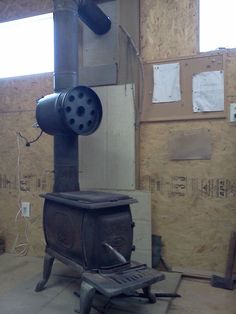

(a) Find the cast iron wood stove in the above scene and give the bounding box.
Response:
[35,1,164,313]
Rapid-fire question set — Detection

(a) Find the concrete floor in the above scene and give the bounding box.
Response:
[0,253,235,314]
[169,277,236,314]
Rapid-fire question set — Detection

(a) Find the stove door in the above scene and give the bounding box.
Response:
[82,205,133,269]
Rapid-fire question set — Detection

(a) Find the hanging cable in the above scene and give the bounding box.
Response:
[11,134,29,256]
[119,25,145,116]
[17,130,43,147]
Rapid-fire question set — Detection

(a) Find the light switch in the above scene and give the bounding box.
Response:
[21,202,30,217]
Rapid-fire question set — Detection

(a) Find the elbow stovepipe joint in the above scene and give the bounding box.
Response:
[78,0,111,35]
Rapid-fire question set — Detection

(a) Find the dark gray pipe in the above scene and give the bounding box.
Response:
[54,0,79,92]
[53,0,79,192]
[52,0,111,192]
[78,0,111,35]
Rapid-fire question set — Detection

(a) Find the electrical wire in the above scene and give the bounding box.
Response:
[17,130,43,147]
[118,25,145,189]
[119,25,145,116]
[11,134,29,256]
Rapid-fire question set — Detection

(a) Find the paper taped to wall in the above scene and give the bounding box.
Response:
[192,70,224,112]
[152,63,181,103]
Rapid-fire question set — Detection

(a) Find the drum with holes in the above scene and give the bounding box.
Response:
[36,86,102,136]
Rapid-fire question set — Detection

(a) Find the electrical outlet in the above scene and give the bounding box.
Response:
[229,103,236,122]
[21,202,30,217]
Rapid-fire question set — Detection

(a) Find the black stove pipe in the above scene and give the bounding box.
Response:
[53,0,79,192]
[78,0,111,35]
[52,0,111,192]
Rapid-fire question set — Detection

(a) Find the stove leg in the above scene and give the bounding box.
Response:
[79,281,96,314]
[142,286,156,304]
[35,253,55,292]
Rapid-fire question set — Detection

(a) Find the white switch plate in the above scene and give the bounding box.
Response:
[21,202,30,217]
[229,103,236,122]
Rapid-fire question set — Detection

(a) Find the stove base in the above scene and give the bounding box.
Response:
[35,247,84,292]
[79,282,96,314]
[35,248,165,314]
[82,263,164,298]
[77,270,164,313]
[35,253,54,292]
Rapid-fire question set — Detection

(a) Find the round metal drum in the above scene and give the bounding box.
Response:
[63,86,102,136]
[36,85,102,136]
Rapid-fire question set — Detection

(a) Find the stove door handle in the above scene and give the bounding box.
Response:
[102,242,127,264]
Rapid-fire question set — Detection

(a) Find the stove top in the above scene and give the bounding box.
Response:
[41,190,137,209]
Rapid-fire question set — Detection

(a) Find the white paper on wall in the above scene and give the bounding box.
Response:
[192,70,224,112]
[152,63,181,103]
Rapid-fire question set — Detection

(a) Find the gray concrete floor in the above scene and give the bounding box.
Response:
[169,277,236,314]
[0,253,235,314]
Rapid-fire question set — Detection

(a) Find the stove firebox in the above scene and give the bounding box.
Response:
[42,191,135,270]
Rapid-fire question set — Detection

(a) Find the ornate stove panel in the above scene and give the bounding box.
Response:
[42,191,136,269]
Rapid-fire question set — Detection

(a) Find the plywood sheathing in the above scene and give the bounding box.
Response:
[0,0,54,256]
[140,120,236,273]
[140,0,199,62]
[225,51,236,104]
[0,0,52,22]
[140,0,236,272]
[0,73,53,255]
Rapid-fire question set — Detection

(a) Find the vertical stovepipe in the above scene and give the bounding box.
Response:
[53,0,79,192]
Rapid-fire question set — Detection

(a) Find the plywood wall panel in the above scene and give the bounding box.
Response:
[0,73,53,112]
[140,120,236,272]
[0,72,53,256]
[0,0,52,22]
[139,0,236,273]
[225,53,236,104]
[140,0,199,62]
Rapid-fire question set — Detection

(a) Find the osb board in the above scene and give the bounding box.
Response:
[0,111,54,256]
[141,53,226,122]
[0,74,54,256]
[140,0,199,62]
[140,120,236,273]
[139,55,236,272]
[0,73,53,113]
[0,0,53,256]
[224,51,236,105]
[139,2,236,272]
[0,0,52,22]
